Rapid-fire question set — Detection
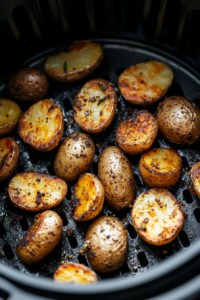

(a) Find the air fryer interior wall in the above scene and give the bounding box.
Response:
[0,1,200,300]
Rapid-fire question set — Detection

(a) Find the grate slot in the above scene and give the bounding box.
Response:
[134,174,143,189]
[19,216,29,231]
[68,236,78,249]
[138,252,148,267]
[127,224,137,239]
[181,156,190,170]
[179,230,190,247]
[78,254,88,266]
[0,222,6,238]
[183,189,193,204]
[3,244,14,260]
[60,212,68,226]
[194,208,200,223]
[29,151,39,165]
[47,164,55,176]
[63,98,73,112]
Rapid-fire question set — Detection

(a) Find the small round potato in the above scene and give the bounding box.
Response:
[84,216,128,273]
[44,41,104,83]
[73,173,105,221]
[139,148,182,189]
[16,210,63,264]
[74,79,117,133]
[116,110,158,155]
[7,67,49,102]
[0,137,19,182]
[118,61,173,105]
[18,99,64,151]
[8,171,68,211]
[54,132,95,183]
[190,162,200,198]
[157,97,200,145]
[131,188,184,246]
[0,99,22,137]
[98,146,135,210]
[54,263,98,284]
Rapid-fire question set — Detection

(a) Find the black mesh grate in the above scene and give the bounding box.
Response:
[0,41,200,281]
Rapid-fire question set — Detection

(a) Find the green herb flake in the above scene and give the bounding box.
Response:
[63,61,67,73]
[97,96,108,106]
[98,83,105,92]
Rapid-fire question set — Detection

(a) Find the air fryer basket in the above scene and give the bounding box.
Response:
[0,1,200,300]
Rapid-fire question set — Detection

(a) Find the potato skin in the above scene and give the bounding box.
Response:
[16,210,63,264]
[54,132,95,183]
[73,173,105,221]
[74,79,117,133]
[6,67,49,102]
[98,146,135,210]
[0,137,19,182]
[84,216,128,273]
[18,99,64,152]
[45,41,104,83]
[8,171,68,211]
[116,110,158,155]
[157,97,200,145]
[190,162,200,198]
[139,148,182,189]
[54,263,98,284]
[131,188,184,246]
[0,99,22,137]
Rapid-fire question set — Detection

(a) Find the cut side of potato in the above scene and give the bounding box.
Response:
[8,171,68,211]
[139,148,182,189]
[74,79,117,133]
[131,188,184,246]
[16,210,63,264]
[54,263,98,284]
[18,99,64,152]
[73,173,105,221]
[190,162,200,198]
[45,41,104,83]
[118,61,173,105]
[116,110,158,155]
[0,99,22,137]
[0,137,19,182]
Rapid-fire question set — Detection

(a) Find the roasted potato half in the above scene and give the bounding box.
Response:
[8,171,68,211]
[7,67,49,102]
[18,99,64,151]
[139,148,182,189]
[54,132,95,183]
[0,137,19,182]
[118,61,173,105]
[131,188,184,246]
[16,210,63,264]
[54,263,98,284]
[84,216,128,273]
[116,110,158,155]
[0,99,22,137]
[74,79,117,133]
[157,97,200,145]
[190,162,200,198]
[45,41,104,83]
[98,146,135,210]
[73,173,104,221]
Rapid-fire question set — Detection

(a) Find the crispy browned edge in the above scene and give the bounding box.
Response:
[54,263,98,282]
[131,188,184,246]
[18,100,64,152]
[73,79,118,133]
[8,171,68,211]
[190,162,200,198]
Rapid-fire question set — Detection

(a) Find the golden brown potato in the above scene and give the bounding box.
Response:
[8,171,68,211]
[98,146,135,210]
[54,263,98,284]
[18,99,64,151]
[84,216,128,273]
[118,61,173,105]
[44,41,104,83]
[74,79,117,133]
[54,132,95,183]
[190,162,200,198]
[0,99,22,137]
[0,137,19,182]
[16,210,63,264]
[131,188,184,246]
[116,110,158,155]
[7,67,49,102]
[157,97,200,145]
[73,173,104,221]
[139,148,182,189]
